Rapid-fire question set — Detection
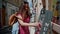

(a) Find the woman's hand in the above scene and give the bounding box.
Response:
[35,22,42,30]
[35,22,42,34]
[34,22,42,27]
[34,23,39,27]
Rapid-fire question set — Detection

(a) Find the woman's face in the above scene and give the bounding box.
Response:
[24,4,29,10]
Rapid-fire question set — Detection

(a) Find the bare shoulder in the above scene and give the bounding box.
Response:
[16,14,22,20]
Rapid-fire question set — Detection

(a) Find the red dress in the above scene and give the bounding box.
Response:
[18,14,30,34]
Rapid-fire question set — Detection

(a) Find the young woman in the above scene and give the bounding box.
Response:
[9,1,41,34]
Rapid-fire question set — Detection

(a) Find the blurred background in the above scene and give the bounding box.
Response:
[0,0,60,34]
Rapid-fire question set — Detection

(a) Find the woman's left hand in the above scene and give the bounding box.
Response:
[36,22,42,31]
[35,22,42,34]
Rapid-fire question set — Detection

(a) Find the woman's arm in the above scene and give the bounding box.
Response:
[18,19,39,27]
[16,15,39,27]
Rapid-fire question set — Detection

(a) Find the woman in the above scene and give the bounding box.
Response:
[9,1,41,34]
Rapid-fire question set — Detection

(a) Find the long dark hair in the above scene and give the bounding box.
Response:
[9,1,31,25]
[17,1,31,18]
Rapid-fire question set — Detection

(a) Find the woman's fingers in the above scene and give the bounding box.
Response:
[39,22,42,27]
